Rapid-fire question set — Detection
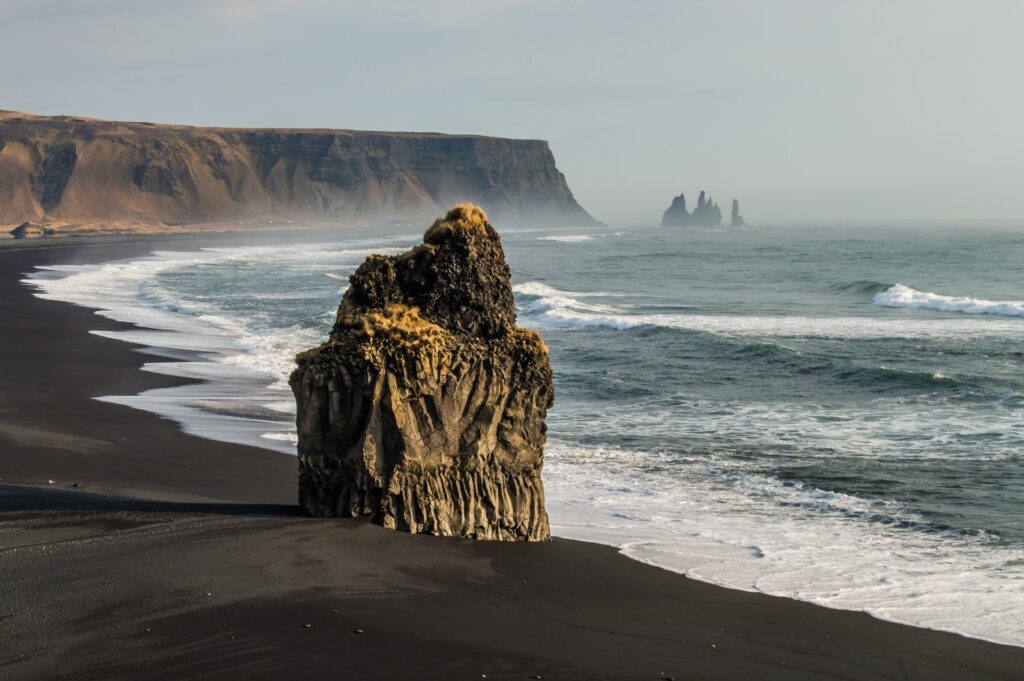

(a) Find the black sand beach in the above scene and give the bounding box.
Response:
[1,236,1023,681]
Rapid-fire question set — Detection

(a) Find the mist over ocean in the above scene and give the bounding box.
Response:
[26,223,1024,646]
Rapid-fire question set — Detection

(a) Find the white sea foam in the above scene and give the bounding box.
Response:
[874,283,1024,317]
[544,441,1024,647]
[23,242,1024,649]
[512,282,622,298]
[514,283,622,317]
[265,400,298,414]
[261,431,299,444]
[21,244,363,454]
[31,255,221,333]
[97,382,298,455]
[561,395,1024,465]
[515,281,1024,339]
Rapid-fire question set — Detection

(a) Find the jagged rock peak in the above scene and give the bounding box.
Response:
[662,189,722,227]
[662,193,690,226]
[334,203,516,340]
[291,204,553,541]
[667,193,687,212]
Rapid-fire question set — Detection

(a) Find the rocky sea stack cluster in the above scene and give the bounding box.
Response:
[290,204,553,541]
[662,191,746,227]
[662,190,721,227]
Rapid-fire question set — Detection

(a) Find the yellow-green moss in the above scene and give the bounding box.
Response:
[342,304,455,376]
[512,326,549,355]
[302,304,453,361]
[423,203,490,244]
[356,304,443,345]
[295,312,550,396]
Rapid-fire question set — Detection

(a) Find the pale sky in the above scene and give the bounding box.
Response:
[2,0,1022,225]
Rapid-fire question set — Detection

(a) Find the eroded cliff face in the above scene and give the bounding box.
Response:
[290,204,553,540]
[0,111,595,228]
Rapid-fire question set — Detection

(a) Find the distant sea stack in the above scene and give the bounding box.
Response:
[0,111,596,229]
[290,204,553,541]
[730,199,746,227]
[661,190,723,227]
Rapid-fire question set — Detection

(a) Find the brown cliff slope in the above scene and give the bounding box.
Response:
[0,110,596,228]
[290,204,553,540]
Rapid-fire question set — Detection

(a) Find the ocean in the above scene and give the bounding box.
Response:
[25,223,1024,646]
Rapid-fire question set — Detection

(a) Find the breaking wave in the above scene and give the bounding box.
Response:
[22,231,1024,649]
[545,441,1024,647]
[514,281,1024,339]
[828,280,893,296]
[874,284,1024,318]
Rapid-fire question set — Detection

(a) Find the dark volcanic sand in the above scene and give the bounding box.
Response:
[1,236,1022,681]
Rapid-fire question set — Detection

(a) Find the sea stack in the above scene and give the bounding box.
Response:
[661,193,690,226]
[730,198,746,227]
[662,189,722,227]
[290,204,553,541]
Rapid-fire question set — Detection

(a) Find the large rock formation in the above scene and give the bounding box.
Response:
[290,204,553,541]
[661,189,723,227]
[661,193,690,226]
[0,111,596,229]
[730,198,746,227]
[9,221,54,239]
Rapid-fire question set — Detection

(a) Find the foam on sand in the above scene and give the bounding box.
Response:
[23,236,1024,650]
[544,441,1024,647]
[21,245,356,454]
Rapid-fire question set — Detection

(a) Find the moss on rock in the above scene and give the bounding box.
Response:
[291,204,553,541]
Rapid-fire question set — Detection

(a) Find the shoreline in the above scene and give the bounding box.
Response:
[0,222,371,250]
[0,215,427,244]
[2,234,1024,679]
[0,231,304,502]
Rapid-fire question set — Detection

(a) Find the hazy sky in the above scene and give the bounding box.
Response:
[2,0,1022,225]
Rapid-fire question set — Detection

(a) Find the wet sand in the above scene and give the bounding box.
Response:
[1,236,1022,680]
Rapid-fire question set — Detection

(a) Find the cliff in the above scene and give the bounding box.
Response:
[0,111,596,230]
[661,190,723,227]
[290,204,553,540]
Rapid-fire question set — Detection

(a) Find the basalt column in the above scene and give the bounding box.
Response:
[290,204,553,540]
